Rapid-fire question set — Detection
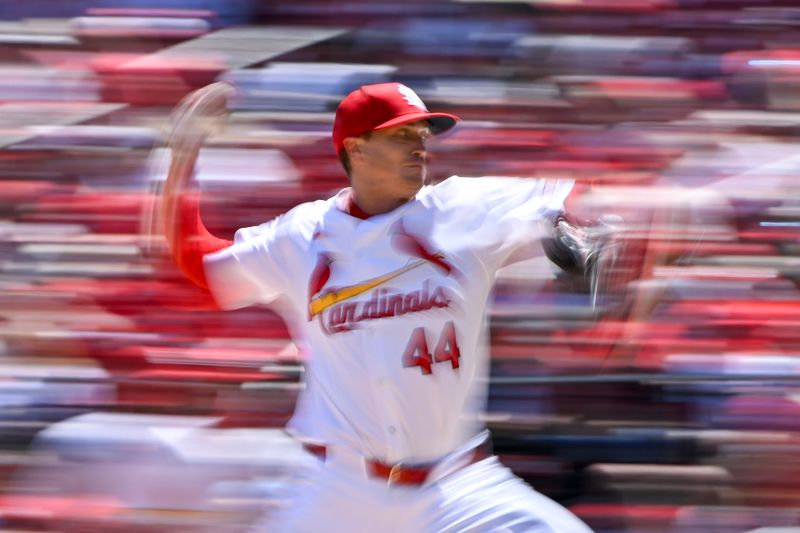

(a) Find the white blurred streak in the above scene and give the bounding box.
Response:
[234,123,331,146]
[70,16,211,38]
[146,146,300,185]
[712,153,800,198]
[0,360,113,407]
[197,147,300,185]
[579,185,729,210]
[123,26,348,71]
[2,260,152,276]
[0,306,135,330]
[554,75,710,105]
[36,330,163,342]
[0,103,126,149]
[141,146,302,257]
[224,62,396,112]
[18,243,140,256]
[585,462,733,486]
[142,340,298,367]
[428,79,568,107]
[0,18,78,45]
[0,5,798,532]
[0,33,78,45]
[664,354,800,376]
[20,125,157,150]
[0,222,88,239]
[761,221,800,227]
[684,109,800,128]
[688,255,800,269]
[510,34,691,66]
[0,359,109,381]
[8,413,314,523]
[497,255,558,285]
[653,265,779,280]
[661,430,793,445]
[570,185,735,243]
[748,60,800,68]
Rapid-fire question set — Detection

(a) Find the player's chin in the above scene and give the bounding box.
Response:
[401,165,427,187]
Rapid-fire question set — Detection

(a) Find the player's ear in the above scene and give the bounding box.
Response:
[344,137,366,159]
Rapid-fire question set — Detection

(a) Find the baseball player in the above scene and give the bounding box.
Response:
[161,82,599,532]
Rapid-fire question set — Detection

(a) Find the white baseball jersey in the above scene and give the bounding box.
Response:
[204,176,573,464]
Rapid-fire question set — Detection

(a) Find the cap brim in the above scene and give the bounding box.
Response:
[372,112,460,135]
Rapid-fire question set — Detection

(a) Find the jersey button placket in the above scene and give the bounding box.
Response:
[370,330,405,457]
[384,393,406,456]
[375,375,401,444]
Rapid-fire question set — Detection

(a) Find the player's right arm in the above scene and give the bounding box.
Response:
[161,83,235,289]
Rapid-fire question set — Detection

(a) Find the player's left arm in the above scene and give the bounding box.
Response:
[541,211,618,278]
[540,184,629,311]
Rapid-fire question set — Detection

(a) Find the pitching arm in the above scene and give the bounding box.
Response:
[161,83,235,289]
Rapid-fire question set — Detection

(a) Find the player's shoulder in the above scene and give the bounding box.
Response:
[420,174,574,216]
[426,174,530,194]
[278,198,332,229]
[234,197,333,244]
[421,174,534,206]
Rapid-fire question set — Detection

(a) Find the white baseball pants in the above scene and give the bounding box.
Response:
[255,454,594,533]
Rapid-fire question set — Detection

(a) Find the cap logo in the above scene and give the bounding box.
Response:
[398,85,428,111]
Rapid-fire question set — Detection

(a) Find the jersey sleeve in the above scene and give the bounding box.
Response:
[202,219,289,310]
[435,176,575,271]
[172,192,234,290]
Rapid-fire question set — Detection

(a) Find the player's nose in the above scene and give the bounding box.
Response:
[411,138,427,159]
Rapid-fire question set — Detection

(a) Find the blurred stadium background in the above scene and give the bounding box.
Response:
[0,0,799,531]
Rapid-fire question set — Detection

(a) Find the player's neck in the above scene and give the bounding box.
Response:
[347,187,413,217]
[345,191,371,220]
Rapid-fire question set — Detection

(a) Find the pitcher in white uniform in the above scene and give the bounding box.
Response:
[160,81,600,532]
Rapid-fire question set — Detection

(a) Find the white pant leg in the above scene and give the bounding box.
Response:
[252,455,593,533]
[251,455,424,533]
[421,457,595,533]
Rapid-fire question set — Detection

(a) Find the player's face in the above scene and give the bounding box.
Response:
[355,121,431,197]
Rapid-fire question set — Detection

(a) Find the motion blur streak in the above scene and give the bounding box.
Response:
[0,1,798,532]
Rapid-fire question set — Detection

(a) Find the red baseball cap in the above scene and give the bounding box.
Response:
[332,82,460,155]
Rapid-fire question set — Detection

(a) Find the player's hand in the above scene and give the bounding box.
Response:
[151,82,235,257]
[167,81,236,158]
[544,214,627,308]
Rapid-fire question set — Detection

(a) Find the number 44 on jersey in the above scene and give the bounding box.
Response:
[402,321,460,374]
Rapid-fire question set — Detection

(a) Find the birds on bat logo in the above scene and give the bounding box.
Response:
[398,85,428,112]
[307,221,458,333]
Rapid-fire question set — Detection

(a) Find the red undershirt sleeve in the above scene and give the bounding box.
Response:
[172,192,233,289]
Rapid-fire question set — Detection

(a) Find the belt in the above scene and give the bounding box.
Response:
[301,441,491,487]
